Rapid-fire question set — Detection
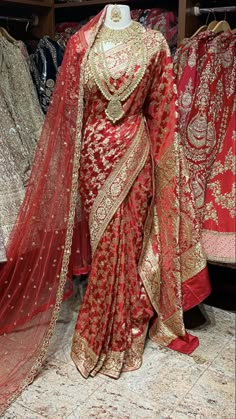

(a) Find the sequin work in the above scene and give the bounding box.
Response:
[0,37,44,261]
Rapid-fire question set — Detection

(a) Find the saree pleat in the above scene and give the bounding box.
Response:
[72,153,154,377]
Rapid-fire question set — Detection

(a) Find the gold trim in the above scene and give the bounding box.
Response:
[206,255,236,264]
[89,121,150,255]
[89,26,147,123]
[71,329,146,378]
[149,310,185,346]
[202,229,236,236]
[181,242,207,282]
[2,53,87,416]
[202,229,236,264]
[138,143,185,345]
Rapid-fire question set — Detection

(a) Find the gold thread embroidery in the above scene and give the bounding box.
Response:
[89,121,150,255]
[89,23,147,123]
[181,242,207,282]
[110,5,122,23]
[71,329,146,378]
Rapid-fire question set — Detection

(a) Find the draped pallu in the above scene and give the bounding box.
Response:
[0,9,210,414]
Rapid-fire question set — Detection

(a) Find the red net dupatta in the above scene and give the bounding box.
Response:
[0,9,106,414]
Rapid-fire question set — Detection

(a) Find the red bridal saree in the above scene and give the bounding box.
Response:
[0,9,210,414]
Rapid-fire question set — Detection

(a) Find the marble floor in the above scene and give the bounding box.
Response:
[2,282,235,419]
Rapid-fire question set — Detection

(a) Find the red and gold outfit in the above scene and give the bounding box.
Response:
[0,9,210,414]
[175,32,236,265]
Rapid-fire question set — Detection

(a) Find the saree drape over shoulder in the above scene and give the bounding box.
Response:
[0,9,210,414]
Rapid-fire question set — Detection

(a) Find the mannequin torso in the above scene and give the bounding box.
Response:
[104,4,132,29]
[100,4,132,51]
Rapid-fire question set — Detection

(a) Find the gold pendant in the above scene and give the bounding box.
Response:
[106,98,124,123]
[110,5,122,22]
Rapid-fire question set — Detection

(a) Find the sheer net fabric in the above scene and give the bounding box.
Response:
[0,30,85,412]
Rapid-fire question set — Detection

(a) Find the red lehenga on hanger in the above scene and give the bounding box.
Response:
[0,8,210,414]
[174,31,236,265]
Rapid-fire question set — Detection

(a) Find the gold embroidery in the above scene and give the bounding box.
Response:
[203,143,235,225]
[97,20,142,44]
[110,5,122,23]
[138,142,184,341]
[181,242,207,282]
[206,180,236,219]
[203,202,218,224]
[139,134,207,345]
[149,311,185,347]
[71,330,146,378]
[89,121,150,255]
[208,148,235,179]
[89,23,147,123]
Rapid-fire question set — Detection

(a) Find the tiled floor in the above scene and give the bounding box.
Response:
[2,286,235,419]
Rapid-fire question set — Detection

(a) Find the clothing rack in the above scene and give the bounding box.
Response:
[0,14,39,27]
[193,6,236,16]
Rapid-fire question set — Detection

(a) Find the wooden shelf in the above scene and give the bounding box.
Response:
[55,0,127,9]
[0,0,202,42]
[1,0,53,7]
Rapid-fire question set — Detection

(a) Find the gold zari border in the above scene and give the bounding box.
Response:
[138,142,186,344]
[181,242,207,282]
[89,120,150,255]
[71,330,146,378]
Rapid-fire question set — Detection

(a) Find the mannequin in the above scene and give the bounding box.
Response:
[96,5,132,51]
[0,6,211,413]
[105,4,132,29]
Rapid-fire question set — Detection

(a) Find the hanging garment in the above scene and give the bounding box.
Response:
[0,9,210,414]
[30,36,64,113]
[131,8,178,52]
[174,31,236,264]
[0,92,25,262]
[0,37,44,261]
[201,34,236,264]
[55,21,89,51]
[0,230,6,262]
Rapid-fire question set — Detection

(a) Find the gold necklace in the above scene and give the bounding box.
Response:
[89,25,147,123]
[96,21,144,45]
[100,41,136,85]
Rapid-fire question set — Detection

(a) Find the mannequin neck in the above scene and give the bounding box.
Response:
[104,4,132,29]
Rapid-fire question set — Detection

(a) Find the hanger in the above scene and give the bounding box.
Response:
[213,20,231,33]
[190,9,215,39]
[206,9,218,31]
[190,25,208,39]
[0,26,17,43]
[25,19,30,32]
[213,11,231,34]
[207,20,218,31]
